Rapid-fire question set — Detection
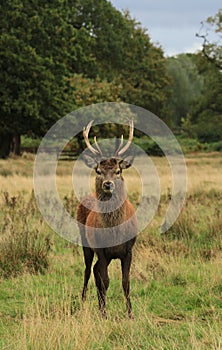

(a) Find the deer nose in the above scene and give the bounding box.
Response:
[102,181,115,192]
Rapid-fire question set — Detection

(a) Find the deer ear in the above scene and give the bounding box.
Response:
[82,154,98,168]
[119,155,134,169]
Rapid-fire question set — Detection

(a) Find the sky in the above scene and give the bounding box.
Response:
[110,0,220,56]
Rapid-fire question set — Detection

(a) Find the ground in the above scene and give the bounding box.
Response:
[0,153,221,349]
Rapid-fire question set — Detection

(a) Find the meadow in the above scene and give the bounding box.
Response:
[0,152,221,349]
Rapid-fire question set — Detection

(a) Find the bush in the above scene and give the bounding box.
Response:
[193,114,222,143]
[21,136,41,148]
[176,136,203,153]
[134,137,164,156]
[163,191,222,259]
[0,192,51,278]
[207,141,222,152]
[21,135,41,153]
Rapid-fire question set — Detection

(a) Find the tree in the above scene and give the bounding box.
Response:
[196,9,222,69]
[192,9,222,142]
[69,74,122,107]
[74,0,132,80]
[0,0,171,157]
[118,13,170,116]
[191,57,222,142]
[165,54,204,127]
[72,2,171,115]
[0,0,93,157]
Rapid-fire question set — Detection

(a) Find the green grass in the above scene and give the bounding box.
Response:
[0,192,51,278]
[0,156,222,349]
[0,253,221,349]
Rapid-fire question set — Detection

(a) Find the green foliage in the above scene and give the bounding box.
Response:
[166,54,204,126]
[134,137,164,156]
[71,3,171,115]
[0,0,80,132]
[188,9,222,143]
[0,0,171,158]
[165,12,222,143]
[118,12,170,115]
[166,50,222,144]
[133,135,219,156]
[0,0,79,157]
[75,0,130,80]
[193,113,222,143]
[199,9,222,69]
[0,0,93,157]
[191,57,222,142]
[69,74,122,106]
[208,140,222,152]
[21,135,41,149]
[1,1,221,158]
[176,136,204,153]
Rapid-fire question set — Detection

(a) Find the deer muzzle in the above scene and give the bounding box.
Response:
[102,180,115,193]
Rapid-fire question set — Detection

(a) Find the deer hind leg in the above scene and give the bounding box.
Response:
[93,258,110,318]
[82,247,94,302]
[121,251,133,318]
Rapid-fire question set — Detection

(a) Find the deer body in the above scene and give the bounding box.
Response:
[76,121,137,318]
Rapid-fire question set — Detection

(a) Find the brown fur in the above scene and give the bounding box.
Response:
[76,157,137,318]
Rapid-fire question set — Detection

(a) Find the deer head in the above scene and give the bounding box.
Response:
[82,121,134,198]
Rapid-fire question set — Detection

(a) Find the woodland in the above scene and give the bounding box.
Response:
[0,1,221,157]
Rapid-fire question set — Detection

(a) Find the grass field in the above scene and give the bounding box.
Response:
[0,153,222,349]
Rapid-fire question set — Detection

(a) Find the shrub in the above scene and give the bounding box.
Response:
[207,141,222,152]
[163,192,222,259]
[0,192,51,278]
[134,137,164,156]
[176,136,203,153]
[193,114,222,143]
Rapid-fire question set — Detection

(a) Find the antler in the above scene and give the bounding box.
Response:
[83,120,134,157]
[115,120,134,156]
[83,120,103,156]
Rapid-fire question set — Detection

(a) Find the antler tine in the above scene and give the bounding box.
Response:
[116,120,134,156]
[114,134,124,156]
[83,120,102,156]
[94,136,102,155]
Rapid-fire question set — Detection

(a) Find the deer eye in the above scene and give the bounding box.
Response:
[116,169,121,175]
[96,168,102,175]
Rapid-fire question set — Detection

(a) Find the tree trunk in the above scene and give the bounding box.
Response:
[0,133,12,159]
[13,133,21,155]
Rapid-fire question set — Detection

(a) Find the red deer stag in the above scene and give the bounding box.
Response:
[76,120,137,318]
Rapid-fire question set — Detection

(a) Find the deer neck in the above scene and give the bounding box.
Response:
[96,181,127,227]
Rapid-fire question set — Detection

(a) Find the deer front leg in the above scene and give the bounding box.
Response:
[82,247,94,302]
[93,258,110,318]
[121,251,133,318]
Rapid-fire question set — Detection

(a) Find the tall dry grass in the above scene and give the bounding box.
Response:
[0,153,222,198]
[0,153,222,349]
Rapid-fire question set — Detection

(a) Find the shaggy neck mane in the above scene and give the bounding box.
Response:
[96,179,127,227]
